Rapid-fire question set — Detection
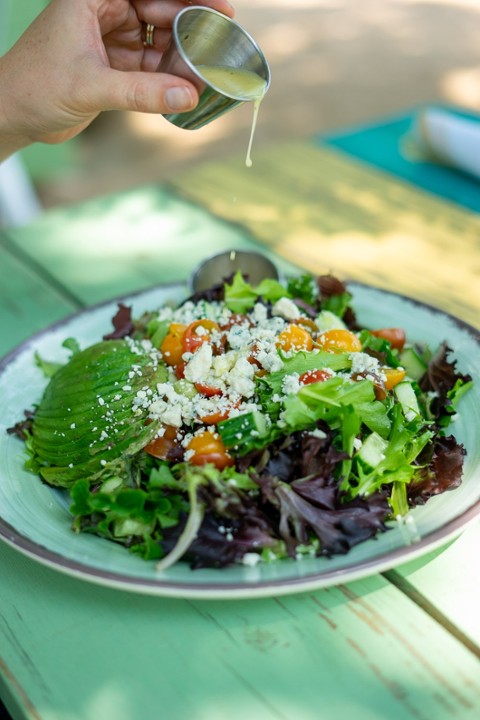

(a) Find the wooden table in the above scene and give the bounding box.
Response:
[1,124,480,720]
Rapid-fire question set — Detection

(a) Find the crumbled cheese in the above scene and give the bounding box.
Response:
[184,343,213,383]
[350,352,380,376]
[309,428,327,439]
[282,373,301,396]
[227,357,256,397]
[272,297,301,320]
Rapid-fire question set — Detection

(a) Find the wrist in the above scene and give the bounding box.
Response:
[0,56,32,162]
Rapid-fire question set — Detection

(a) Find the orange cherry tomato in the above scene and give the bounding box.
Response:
[160,323,186,366]
[200,409,230,425]
[371,328,406,351]
[143,425,180,460]
[383,367,407,390]
[182,320,220,353]
[292,317,318,333]
[299,369,331,385]
[317,329,362,353]
[187,431,234,470]
[277,324,314,352]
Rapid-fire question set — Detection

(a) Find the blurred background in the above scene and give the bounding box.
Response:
[3,0,480,213]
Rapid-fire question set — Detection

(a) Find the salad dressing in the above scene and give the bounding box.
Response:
[196,65,267,167]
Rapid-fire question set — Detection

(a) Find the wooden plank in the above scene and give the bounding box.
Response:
[171,142,480,328]
[3,186,292,306]
[388,520,480,647]
[1,542,479,720]
[0,244,78,358]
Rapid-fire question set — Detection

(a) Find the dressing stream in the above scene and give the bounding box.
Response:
[196,65,267,167]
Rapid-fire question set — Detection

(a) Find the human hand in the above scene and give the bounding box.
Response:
[0,0,235,159]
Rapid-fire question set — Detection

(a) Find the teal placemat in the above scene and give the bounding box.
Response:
[317,105,480,213]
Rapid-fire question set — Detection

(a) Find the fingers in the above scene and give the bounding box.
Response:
[135,0,235,71]
[190,0,235,18]
[95,66,199,115]
[133,0,235,27]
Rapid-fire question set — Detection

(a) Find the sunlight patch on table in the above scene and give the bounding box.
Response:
[127,110,233,144]
[193,698,320,720]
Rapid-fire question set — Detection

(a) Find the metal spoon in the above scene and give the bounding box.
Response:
[189,249,279,294]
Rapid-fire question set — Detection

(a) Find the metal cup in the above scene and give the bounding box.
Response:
[157,6,271,130]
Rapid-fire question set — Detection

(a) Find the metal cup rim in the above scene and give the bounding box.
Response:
[172,5,271,101]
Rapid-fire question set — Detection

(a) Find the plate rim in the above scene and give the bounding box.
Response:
[1,279,479,599]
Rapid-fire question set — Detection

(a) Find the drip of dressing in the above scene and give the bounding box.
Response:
[196,66,267,167]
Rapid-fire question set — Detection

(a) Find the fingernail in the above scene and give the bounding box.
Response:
[165,87,194,112]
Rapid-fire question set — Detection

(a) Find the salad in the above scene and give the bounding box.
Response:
[8,273,472,570]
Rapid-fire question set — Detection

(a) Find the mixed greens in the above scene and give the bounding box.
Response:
[9,273,472,569]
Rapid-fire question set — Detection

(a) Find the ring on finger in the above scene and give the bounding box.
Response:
[143,23,156,47]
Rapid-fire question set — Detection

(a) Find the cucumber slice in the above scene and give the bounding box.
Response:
[394,381,420,420]
[217,411,268,449]
[399,347,428,381]
[356,432,388,470]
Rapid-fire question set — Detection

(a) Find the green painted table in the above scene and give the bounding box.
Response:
[1,142,479,720]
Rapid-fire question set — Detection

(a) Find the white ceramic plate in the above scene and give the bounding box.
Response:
[1,282,479,599]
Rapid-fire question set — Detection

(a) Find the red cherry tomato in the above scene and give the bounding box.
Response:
[299,369,331,385]
[182,320,220,353]
[143,425,180,460]
[371,328,406,351]
[194,382,223,397]
[219,314,253,331]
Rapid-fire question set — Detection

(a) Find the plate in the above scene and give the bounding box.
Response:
[1,282,479,599]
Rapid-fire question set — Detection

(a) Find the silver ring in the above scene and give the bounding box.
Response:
[143,23,156,47]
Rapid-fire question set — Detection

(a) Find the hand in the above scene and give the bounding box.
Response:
[0,0,235,160]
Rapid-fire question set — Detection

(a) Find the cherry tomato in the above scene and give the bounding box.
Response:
[247,342,263,368]
[175,361,186,379]
[383,367,406,390]
[371,328,406,351]
[194,382,223,397]
[299,369,331,385]
[292,317,318,333]
[187,431,234,470]
[219,314,253,331]
[200,399,240,425]
[144,425,180,460]
[317,329,362,353]
[182,320,220,353]
[160,323,186,366]
[277,324,314,352]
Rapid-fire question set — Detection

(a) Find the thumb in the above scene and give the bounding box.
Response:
[93,67,199,115]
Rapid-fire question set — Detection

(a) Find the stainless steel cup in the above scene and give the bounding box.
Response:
[157,6,270,130]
